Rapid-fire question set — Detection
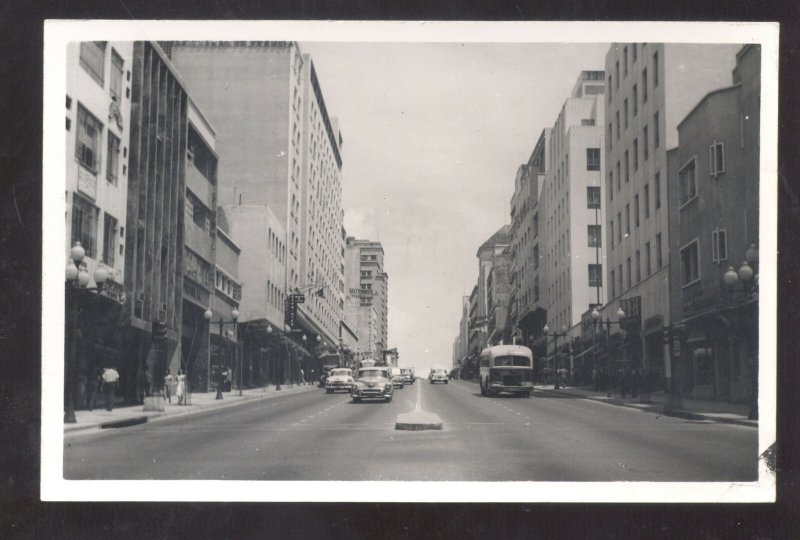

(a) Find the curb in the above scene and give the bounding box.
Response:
[535,387,757,428]
[64,385,318,435]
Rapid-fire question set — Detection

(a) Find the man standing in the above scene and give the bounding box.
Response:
[102,366,121,411]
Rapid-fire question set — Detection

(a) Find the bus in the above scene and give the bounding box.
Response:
[479,344,534,398]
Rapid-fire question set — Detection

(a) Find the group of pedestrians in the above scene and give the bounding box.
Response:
[162,368,187,405]
[591,366,657,402]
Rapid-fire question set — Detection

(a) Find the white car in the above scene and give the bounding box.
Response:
[429,368,448,384]
[325,368,354,394]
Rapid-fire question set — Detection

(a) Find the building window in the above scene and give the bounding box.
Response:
[642,68,648,102]
[624,150,630,182]
[655,172,661,209]
[608,75,612,102]
[633,139,639,171]
[712,228,728,263]
[534,276,539,302]
[106,132,120,185]
[607,172,613,202]
[632,84,638,116]
[680,240,700,286]
[616,161,621,191]
[71,194,98,258]
[616,111,620,140]
[587,186,601,209]
[617,212,622,243]
[103,213,117,267]
[709,141,725,176]
[643,126,649,160]
[653,51,659,87]
[679,157,697,206]
[644,183,650,218]
[110,49,124,101]
[618,264,623,293]
[582,119,595,126]
[533,245,539,269]
[589,264,603,287]
[615,61,620,88]
[588,225,602,248]
[635,250,641,283]
[610,220,614,249]
[626,257,632,289]
[608,123,613,148]
[586,148,601,171]
[623,46,628,76]
[646,241,652,276]
[625,204,630,235]
[634,194,640,227]
[79,41,106,86]
[656,233,663,268]
[652,113,660,150]
[75,104,103,173]
[610,269,615,298]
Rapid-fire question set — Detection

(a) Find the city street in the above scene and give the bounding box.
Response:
[64,380,757,482]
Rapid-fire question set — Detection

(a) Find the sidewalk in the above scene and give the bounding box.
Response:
[64,383,320,434]
[458,378,756,428]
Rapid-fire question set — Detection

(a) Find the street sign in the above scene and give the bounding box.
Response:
[294,293,305,304]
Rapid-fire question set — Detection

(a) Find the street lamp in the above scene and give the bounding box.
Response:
[204,307,239,399]
[722,243,759,420]
[542,323,567,390]
[591,306,626,398]
[64,241,111,423]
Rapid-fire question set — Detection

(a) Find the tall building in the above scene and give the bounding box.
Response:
[540,70,606,341]
[344,237,389,358]
[476,225,512,345]
[603,43,741,377]
[668,45,760,403]
[510,130,549,351]
[65,41,133,405]
[165,41,346,351]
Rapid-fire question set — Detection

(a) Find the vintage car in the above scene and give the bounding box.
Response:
[389,367,405,389]
[325,368,354,394]
[400,368,415,385]
[351,366,394,403]
[429,368,449,384]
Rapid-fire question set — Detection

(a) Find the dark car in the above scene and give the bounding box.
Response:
[351,367,394,403]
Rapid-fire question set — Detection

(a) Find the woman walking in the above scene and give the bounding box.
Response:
[176,369,186,405]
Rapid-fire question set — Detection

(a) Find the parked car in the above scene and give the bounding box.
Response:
[429,368,448,384]
[389,367,405,388]
[351,366,394,403]
[325,368,354,394]
[400,368,415,385]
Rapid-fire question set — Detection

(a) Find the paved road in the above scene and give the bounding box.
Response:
[64,380,757,481]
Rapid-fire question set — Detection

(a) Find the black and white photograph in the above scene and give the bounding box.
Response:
[41,20,777,502]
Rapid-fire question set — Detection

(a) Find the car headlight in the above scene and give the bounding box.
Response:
[384,383,392,390]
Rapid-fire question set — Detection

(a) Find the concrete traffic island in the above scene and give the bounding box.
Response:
[395,384,443,430]
[395,410,443,431]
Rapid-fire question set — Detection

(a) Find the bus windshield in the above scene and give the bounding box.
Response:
[493,355,531,367]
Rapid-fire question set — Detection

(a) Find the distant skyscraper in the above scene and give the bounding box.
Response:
[345,237,389,359]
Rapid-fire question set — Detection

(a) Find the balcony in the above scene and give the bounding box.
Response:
[186,163,214,209]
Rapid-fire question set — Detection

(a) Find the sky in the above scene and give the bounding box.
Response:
[300,42,610,372]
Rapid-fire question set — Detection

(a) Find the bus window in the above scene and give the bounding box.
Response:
[494,355,531,367]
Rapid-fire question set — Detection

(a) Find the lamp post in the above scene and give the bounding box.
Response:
[542,323,567,389]
[722,243,759,420]
[64,241,111,423]
[591,306,626,398]
[204,307,238,400]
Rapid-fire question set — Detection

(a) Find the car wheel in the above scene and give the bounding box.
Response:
[353,397,361,403]
[385,396,392,403]
[445,380,448,384]
[527,391,532,398]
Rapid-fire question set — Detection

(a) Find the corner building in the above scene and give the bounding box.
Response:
[165,42,346,357]
[603,43,740,378]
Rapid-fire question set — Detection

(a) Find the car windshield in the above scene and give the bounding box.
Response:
[359,369,382,378]
[330,369,350,377]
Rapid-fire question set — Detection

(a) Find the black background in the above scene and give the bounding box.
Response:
[1,1,799,538]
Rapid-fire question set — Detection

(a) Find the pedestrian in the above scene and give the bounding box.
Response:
[299,368,305,385]
[225,368,232,392]
[86,367,101,411]
[163,369,173,403]
[176,369,186,405]
[631,368,640,400]
[592,368,598,392]
[101,366,120,411]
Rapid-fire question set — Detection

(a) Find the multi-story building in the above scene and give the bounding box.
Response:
[603,43,741,378]
[345,237,389,357]
[165,41,346,353]
[220,203,286,387]
[476,225,512,345]
[487,248,513,345]
[465,284,480,378]
[181,98,222,393]
[668,45,760,404]
[453,295,470,370]
[512,130,549,351]
[65,41,133,405]
[540,71,606,337]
